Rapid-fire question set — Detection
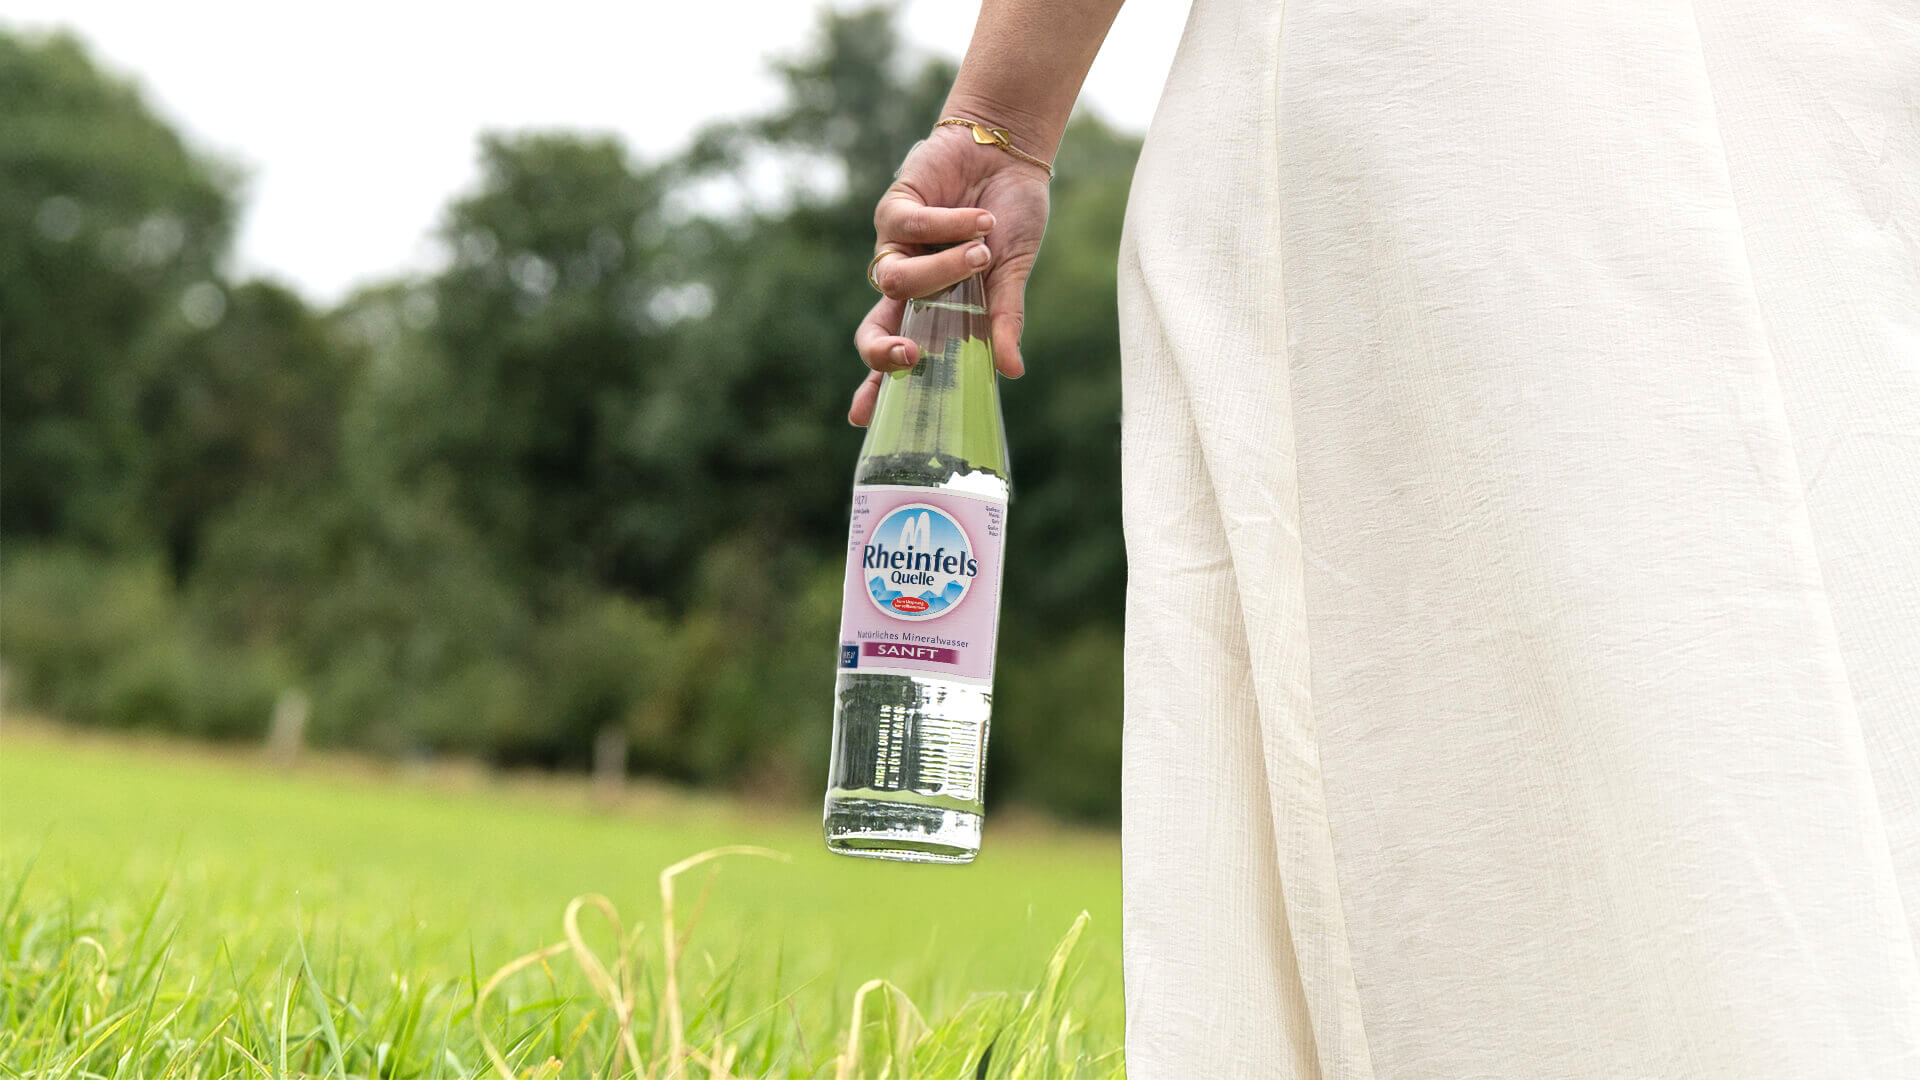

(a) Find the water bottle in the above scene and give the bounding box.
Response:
[823,271,1009,863]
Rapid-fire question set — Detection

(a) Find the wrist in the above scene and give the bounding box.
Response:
[938,92,1067,162]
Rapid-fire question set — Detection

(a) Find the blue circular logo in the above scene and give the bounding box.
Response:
[861,503,978,621]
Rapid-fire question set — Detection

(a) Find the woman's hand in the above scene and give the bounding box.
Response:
[849,121,1052,425]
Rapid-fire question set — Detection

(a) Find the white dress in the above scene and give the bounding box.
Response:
[1116,1,1920,1076]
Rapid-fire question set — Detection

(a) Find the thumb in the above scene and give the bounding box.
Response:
[984,260,1030,378]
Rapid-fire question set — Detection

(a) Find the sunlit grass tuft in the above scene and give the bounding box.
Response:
[0,731,1123,1077]
[1,856,1108,1077]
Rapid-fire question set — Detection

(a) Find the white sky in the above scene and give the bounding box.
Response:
[3,1,1190,304]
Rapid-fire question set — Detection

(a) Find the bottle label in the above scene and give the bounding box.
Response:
[837,484,1007,685]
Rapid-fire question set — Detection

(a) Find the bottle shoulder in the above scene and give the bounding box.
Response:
[853,451,1011,496]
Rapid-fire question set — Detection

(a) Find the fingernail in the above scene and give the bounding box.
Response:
[976,212,995,233]
[890,344,910,366]
[967,244,990,268]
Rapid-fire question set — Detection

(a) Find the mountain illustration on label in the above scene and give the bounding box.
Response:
[861,504,978,621]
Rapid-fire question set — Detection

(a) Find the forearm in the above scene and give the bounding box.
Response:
[943,0,1126,160]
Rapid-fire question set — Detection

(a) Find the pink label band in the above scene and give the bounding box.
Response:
[836,484,1007,685]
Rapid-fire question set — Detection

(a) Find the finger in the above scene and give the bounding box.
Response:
[875,190,995,247]
[871,241,992,302]
[855,295,918,372]
[984,260,1031,377]
[848,370,884,427]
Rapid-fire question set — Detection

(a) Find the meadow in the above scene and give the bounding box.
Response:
[0,726,1123,1077]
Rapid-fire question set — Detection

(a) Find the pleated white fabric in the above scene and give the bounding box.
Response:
[1116,2,1920,1076]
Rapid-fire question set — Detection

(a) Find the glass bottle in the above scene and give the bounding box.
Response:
[823,272,1010,863]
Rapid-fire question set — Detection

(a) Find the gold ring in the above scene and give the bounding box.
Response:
[867,248,903,293]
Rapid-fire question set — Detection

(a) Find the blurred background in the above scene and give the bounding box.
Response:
[0,0,1182,823]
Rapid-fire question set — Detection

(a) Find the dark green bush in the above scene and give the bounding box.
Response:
[4,547,283,740]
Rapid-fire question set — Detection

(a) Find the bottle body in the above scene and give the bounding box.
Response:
[824,275,1009,863]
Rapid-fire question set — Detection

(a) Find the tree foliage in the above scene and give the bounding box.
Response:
[0,30,235,546]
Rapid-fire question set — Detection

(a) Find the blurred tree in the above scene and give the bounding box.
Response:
[141,281,357,582]
[748,6,966,200]
[665,8,960,585]
[422,134,676,588]
[998,114,1132,630]
[0,31,236,547]
[395,9,967,609]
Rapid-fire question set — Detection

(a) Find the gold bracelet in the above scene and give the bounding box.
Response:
[934,117,1055,178]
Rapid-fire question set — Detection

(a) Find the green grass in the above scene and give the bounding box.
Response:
[0,728,1122,1077]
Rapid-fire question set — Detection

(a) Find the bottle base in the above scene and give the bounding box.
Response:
[823,796,981,864]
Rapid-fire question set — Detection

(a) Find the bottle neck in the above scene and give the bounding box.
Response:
[855,272,1008,484]
[907,272,986,316]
